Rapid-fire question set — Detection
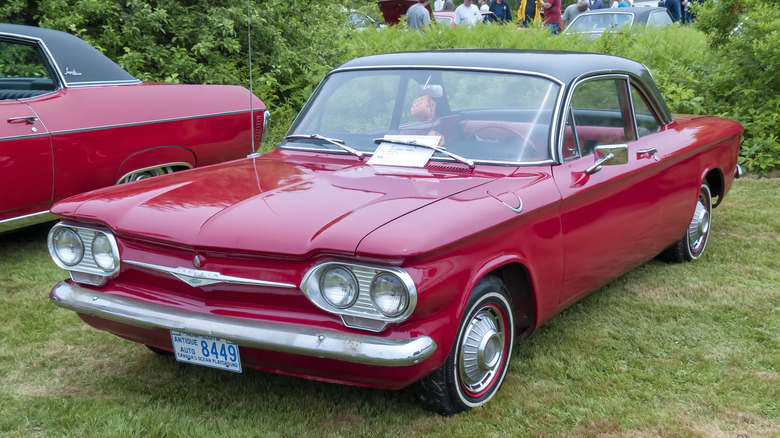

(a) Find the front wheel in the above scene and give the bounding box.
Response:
[414,276,514,415]
[662,180,712,263]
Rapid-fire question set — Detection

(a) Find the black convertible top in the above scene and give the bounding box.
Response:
[0,23,139,87]
[334,49,672,121]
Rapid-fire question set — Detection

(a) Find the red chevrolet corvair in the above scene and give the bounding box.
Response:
[47,50,743,415]
[0,23,267,233]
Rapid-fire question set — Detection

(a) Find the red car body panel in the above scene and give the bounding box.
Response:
[0,24,266,232]
[47,51,743,396]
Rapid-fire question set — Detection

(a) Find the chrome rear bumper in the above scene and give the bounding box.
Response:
[50,281,436,367]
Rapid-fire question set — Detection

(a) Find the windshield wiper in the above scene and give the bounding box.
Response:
[373,138,474,169]
[283,134,363,158]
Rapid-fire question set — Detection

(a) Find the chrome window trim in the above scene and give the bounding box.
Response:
[0,31,141,88]
[0,32,65,90]
[280,66,564,166]
[557,73,634,162]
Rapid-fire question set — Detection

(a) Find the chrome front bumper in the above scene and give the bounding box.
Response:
[50,281,437,367]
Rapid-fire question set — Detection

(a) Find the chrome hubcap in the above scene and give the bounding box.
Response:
[459,306,506,395]
[688,193,710,253]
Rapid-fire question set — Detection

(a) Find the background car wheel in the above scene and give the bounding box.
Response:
[118,165,180,184]
[662,180,712,263]
[414,276,514,415]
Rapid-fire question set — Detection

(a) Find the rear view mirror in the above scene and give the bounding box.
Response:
[418,84,443,98]
[586,144,629,174]
[594,144,628,165]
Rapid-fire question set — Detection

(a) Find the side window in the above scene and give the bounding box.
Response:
[0,40,56,99]
[631,85,661,138]
[565,78,633,159]
[648,11,673,27]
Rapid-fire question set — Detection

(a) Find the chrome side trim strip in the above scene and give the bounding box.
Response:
[46,108,260,137]
[124,260,297,289]
[50,282,437,367]
[0,211,57,233]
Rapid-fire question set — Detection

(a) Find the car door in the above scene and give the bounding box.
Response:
[553,75,666,304]
[0,38,54,224]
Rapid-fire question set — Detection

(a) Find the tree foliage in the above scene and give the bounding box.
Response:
[1,0,777,173]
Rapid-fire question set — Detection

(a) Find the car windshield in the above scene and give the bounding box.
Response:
[283,69,560,164]
[569,13,634,33]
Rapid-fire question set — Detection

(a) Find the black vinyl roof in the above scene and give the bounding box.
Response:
[577,6,672,22]
[334,49,671,120]
[0,23,139,87]
[337,50,646,85]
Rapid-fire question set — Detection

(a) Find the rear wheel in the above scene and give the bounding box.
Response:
[662,180,712,263]
[414,276,513,415]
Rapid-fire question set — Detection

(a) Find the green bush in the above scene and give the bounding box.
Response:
[1,0,777,173]
[693,0,780,173]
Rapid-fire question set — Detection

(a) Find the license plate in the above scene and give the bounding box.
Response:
[170,331,242,373]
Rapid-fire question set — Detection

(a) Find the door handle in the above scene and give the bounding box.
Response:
[637,147,659,161]
[7,116,39,125]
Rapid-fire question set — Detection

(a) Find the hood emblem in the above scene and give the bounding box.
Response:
[124,260,297,289]
[172,268,225,287]
[193,255,203,268]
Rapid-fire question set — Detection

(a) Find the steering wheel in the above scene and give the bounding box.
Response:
[467,125,539,161]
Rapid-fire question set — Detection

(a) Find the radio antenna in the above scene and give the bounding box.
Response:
[247,0,256,155]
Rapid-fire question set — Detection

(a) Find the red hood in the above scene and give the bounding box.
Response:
[52,152,500,257]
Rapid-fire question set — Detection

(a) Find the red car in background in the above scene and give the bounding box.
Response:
[0,23,268,233]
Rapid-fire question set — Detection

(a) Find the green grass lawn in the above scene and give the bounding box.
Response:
[1,179,778,437]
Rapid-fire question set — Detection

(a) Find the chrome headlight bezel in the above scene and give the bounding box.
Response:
[49,226,84,266]
[301,261,417,332]
[48,223,121,286]
[319,265,360,309]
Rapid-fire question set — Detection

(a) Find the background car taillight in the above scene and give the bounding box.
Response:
[48,223,120,286]
[257,110,270,142]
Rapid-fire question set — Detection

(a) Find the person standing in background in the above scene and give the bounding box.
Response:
[588,0,603,9]
[542,0,562,34]
[562,0,589,31]
[406,0,431,30]
[490,0,513,23]
[454,0,482,26]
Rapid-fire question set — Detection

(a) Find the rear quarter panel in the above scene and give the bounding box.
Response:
[26,83,263,202]
[647,115,742,245]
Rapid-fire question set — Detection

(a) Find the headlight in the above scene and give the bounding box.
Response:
[301,261,418,332]
[48,223,120,286]
[319,266,359,309]
[51,227,84,266]
[92,234,118,272]
[371,273,409,317]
